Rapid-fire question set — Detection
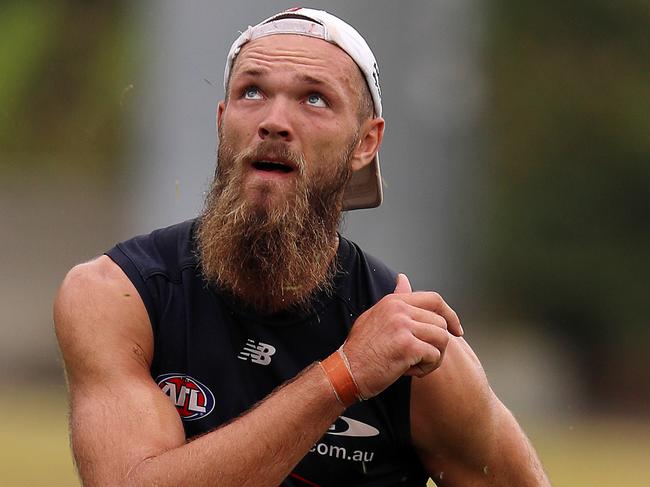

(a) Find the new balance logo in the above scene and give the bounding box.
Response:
[238,339,276,365]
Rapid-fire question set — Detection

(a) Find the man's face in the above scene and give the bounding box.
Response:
[217,34,370,210]
[197,34,382,313]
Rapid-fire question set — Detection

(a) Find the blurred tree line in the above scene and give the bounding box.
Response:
[0,1,131,175]
[483,0,650,413]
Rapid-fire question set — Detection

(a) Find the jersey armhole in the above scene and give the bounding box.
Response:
[105,245,158,332]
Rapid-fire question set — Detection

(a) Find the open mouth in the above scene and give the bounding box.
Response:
[252,161,294,173]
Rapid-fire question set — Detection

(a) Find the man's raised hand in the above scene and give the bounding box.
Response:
[343,273,463,399]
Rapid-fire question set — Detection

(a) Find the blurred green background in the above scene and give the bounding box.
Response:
[1,1,648,485]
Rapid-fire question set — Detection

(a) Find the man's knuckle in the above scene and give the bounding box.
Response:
[439,331,450,348]
[426,313,443,329]
[386,307,409,328]
[394,329,413,350]
[387,297,407,312]
[423,347,441,367]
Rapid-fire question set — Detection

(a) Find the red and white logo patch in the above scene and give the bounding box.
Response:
[157,374,215,421]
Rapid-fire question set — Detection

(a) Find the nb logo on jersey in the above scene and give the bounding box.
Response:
[238,339,276,365]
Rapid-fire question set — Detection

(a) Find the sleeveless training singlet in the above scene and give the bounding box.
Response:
[106,219,428,486]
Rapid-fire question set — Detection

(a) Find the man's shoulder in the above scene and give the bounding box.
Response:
[338,236,397,303]
[54,255,151,352]
[59,255,128,297]
[106,219,198,283]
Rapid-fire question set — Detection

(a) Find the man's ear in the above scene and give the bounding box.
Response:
[217,101,226,131]
[350,117,385,173]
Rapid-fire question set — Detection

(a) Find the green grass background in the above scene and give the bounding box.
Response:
[1,386,648,486]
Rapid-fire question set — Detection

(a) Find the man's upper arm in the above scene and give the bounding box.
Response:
[410,337,549,486]
[54,256,186,485]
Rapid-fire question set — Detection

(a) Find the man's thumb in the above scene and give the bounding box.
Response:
[394,273,412,294]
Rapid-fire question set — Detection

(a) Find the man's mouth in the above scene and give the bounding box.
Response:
[252,160,295,174]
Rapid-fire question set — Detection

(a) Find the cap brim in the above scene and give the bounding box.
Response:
[342,155,383,210]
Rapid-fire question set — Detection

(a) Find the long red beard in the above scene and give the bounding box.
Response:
[196,137,354,314]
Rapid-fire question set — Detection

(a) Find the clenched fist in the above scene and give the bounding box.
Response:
[343,274,463,399]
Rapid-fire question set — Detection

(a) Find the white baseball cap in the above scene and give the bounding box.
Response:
[224,7,383,210]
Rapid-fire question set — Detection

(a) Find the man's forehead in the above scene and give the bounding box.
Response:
[232,34,359,78]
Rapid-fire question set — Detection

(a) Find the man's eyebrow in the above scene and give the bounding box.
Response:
[295,74,327,86]
[235,68,265,78]
[237,70,327,86]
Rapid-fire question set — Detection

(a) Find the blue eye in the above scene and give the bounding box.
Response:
[306,93,327,107]
[243,87,262,99]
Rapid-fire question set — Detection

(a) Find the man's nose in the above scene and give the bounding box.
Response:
[257,98,292,141]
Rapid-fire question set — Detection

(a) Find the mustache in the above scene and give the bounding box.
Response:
[234,141,307,175]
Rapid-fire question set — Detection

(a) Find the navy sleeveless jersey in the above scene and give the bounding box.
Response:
[106,219,428,486]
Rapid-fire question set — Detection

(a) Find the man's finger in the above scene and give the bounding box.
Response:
[399,292,464,337]
[403,306,447,331]
[403,341,443,377]
[394,273,412,294]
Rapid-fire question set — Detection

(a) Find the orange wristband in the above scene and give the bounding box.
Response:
[319,348,361,407]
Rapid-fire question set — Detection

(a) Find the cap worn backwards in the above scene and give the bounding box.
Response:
[224,7,384,211]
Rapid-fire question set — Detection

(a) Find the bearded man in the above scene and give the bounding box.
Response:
[54,8,550,487]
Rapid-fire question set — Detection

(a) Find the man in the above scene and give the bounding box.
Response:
[54,8,550,486]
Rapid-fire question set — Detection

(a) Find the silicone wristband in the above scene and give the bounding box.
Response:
[320,349,361,407]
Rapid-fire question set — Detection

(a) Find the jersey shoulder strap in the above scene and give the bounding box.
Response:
[105,218,198,328]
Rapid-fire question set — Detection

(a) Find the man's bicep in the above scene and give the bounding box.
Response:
[54,258,186,484]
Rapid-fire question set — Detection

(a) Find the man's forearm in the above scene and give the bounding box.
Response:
[488,405,550,487]
[126,364,344,487]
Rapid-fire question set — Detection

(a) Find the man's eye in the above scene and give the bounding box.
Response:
[306,93,327,107]
[243,87,262,99]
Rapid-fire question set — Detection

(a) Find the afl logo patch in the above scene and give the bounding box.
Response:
[157,374,215,421]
